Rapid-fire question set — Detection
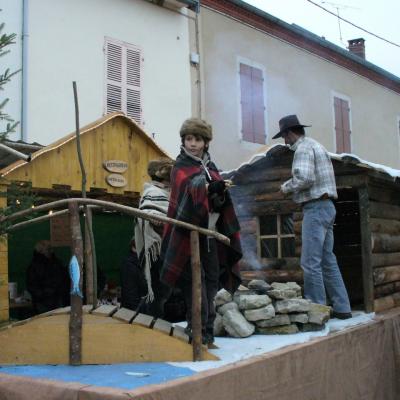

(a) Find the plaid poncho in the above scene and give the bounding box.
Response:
[160,148,242,293]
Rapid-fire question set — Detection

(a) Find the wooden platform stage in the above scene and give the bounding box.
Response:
[0,308,399,399]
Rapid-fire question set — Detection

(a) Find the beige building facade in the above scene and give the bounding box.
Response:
[2,0,198,157]
[194,1,400,170]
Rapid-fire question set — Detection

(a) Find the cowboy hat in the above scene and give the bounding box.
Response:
[272,114,311,139]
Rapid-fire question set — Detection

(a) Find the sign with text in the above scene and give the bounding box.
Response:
[103,160,128,173]
[106,173,127,188]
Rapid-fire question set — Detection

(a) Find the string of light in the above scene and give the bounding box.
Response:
[306,0,400,48]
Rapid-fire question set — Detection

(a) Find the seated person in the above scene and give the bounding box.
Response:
[26,240,69,314]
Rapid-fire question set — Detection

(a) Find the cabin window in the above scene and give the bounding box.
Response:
[258,214,295,258]
[104,37,142,125]
[334,95,351,153]
[239,62,266,144]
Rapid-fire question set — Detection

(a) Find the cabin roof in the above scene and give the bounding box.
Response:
[222,144,400,183]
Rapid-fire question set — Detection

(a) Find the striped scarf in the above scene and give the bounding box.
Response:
[134,181,170,302]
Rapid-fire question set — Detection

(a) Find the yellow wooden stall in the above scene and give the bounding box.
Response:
[0,112,172,323]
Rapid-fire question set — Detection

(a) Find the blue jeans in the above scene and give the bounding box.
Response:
[301,199,351,313]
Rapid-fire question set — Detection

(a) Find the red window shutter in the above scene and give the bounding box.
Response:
[240,63,253,142]
[251,67,266,144]
[239,63,266,144]
[334,96,351,153]
[341,99,351,152]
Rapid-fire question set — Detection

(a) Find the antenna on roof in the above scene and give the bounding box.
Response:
[321,1,360,45]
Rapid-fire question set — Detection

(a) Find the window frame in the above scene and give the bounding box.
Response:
[257,214,295,259]
[236,57,268,146]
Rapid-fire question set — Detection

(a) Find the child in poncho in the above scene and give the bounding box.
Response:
[161,118,242,345]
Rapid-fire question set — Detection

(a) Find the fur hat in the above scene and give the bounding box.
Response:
[180,118,212,141]
[147,159,174,180]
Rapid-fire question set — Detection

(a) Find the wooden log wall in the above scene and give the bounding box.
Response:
[229,160,303,285]
[367,184,400,312]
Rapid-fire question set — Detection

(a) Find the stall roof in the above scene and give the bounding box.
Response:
[0,113,170,178]
[0,113,172,196]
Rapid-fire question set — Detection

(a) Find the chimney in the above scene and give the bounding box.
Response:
[348,38,365,59]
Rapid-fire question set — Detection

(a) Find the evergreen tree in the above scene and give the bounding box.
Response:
[0,13,20,140]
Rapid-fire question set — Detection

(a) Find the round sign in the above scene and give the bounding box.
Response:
[106,173,127,188]
[103,160,128,173]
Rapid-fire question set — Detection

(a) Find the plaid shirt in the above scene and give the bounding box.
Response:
[281,136,338,204]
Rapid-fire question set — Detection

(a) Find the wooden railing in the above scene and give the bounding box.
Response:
[1,198,230,363]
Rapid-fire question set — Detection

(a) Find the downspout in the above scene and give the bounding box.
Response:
[21,0,29,141]
[194,6,202,118]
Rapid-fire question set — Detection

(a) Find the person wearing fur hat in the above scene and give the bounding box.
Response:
[160,118,242,345]
[134,158,174,318]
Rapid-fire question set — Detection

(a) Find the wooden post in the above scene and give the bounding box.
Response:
[190,230,202,361]
[358,186,374,312]
[68,201,83,365]
[84,207,96,306]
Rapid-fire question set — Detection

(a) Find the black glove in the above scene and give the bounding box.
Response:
[208,180,225,195]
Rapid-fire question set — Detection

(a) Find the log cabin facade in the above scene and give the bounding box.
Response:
[222,145,400,313]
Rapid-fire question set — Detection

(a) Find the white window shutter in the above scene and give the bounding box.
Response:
[126,48,142,125]
[105,41,123,114]
[105,38,142,125]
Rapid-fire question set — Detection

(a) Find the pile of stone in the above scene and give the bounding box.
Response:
[214,280,331,338]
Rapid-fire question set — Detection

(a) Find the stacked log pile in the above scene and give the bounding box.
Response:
[213,280,331,337]
[367,185,400,312]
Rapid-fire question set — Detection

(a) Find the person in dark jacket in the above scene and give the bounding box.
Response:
[26,240,69,314]
[120,239,147,311]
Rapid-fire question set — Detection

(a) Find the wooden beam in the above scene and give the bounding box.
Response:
[373,265,400,285]
[190,231,202,362]
[368,185,400,204]
[374,292,400,313]
[84,207,96,306]
[369,201,400,220]
[358,186,374,312]
[371,252,400,268]
[335,174,368,189]
[6,209,69,233]
[68,201,83,365]
[374,281,400,298]
[2,198,230,246]
[370,218,400,236]
[371,233,400,253]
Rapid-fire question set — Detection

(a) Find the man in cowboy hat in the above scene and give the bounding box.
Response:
[273,114,352,319]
